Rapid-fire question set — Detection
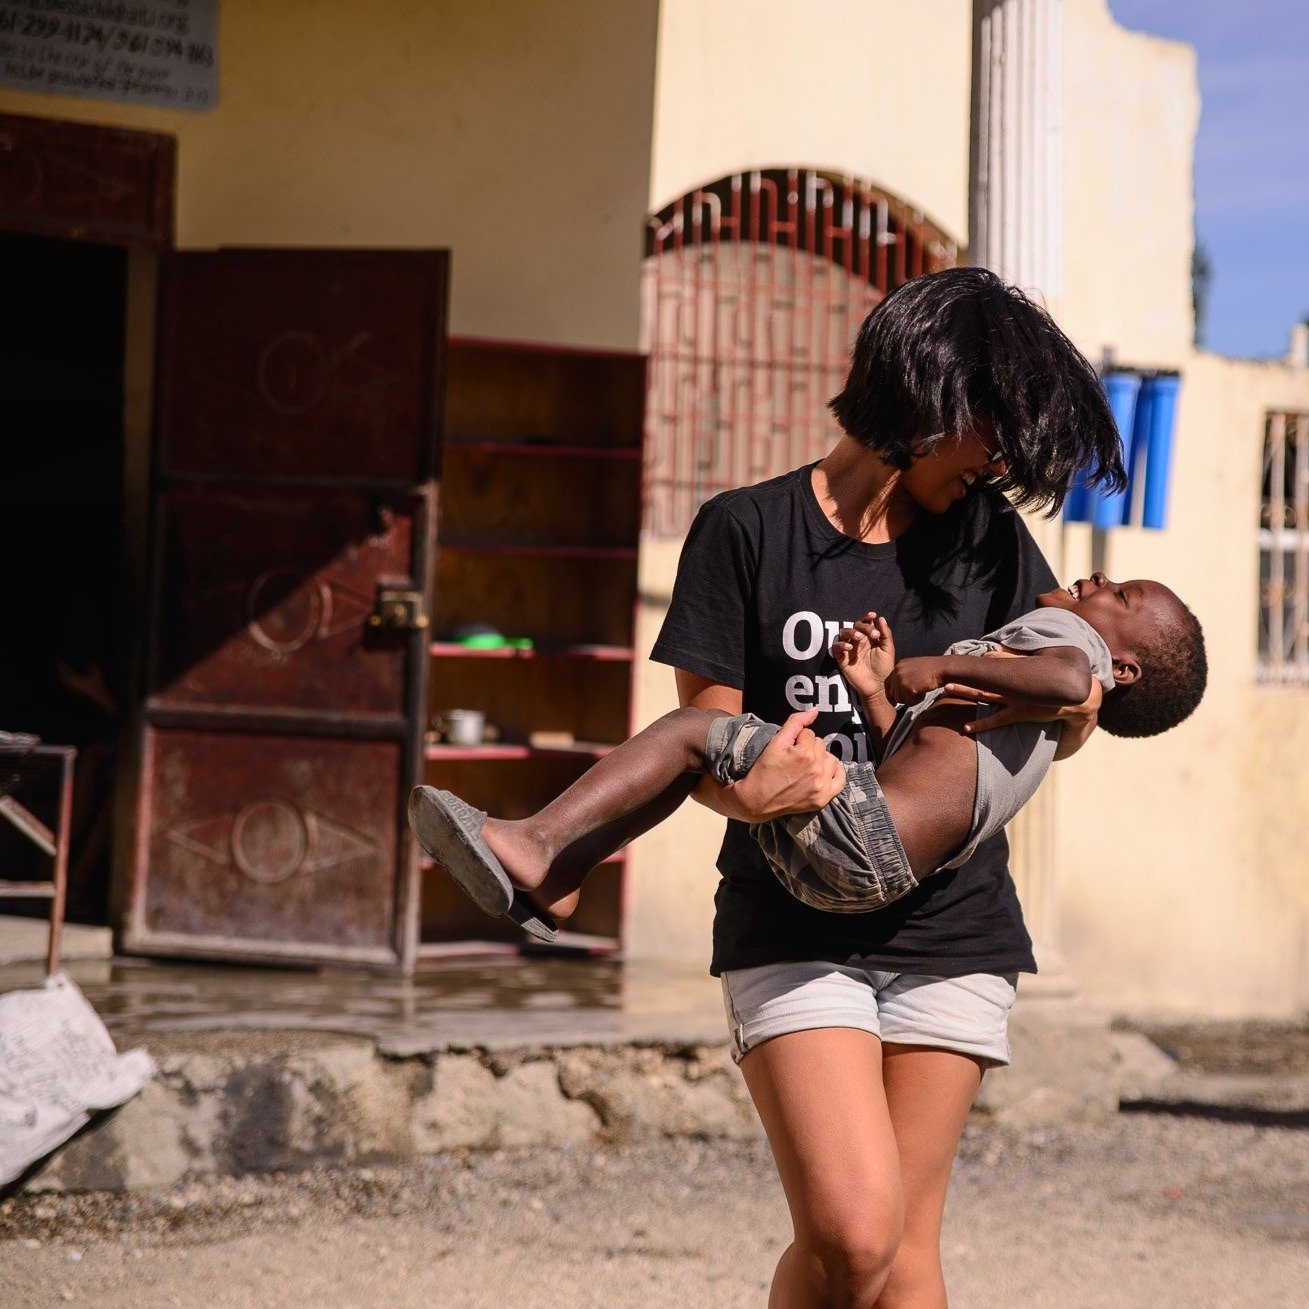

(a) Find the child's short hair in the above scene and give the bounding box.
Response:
[1098,603,1208,738]
[828,267,1126,514]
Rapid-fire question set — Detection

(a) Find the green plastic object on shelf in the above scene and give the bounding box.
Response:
[454,632,534,651]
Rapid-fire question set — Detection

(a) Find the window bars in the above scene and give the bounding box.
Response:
[640,169,959,538]
[1258,411,1309,683]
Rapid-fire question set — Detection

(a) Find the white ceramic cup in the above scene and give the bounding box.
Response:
[442,709,485,746]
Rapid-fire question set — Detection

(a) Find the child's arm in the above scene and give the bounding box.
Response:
[832,612,899,749]
[887,645,1094,711]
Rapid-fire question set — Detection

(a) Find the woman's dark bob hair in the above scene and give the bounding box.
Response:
[828,267,1127,513]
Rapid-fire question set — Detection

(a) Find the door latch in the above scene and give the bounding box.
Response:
[367,587,429,631]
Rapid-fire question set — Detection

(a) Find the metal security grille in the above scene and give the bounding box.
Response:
[640,168,960,537]
[1259,411,1309,683]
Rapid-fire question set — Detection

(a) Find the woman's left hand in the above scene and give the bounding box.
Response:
[940,678,1102,760]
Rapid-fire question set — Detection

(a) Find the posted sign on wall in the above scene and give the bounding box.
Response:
[0,1,217,111]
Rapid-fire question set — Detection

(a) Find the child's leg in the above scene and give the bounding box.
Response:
[751,762,918,914]
[478,706,727,918]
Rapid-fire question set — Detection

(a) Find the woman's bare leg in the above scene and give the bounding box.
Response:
[479,706,724,918]
[872,1047,984,1309]
[740,1028,905,1308]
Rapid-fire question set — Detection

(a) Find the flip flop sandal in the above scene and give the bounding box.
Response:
[407,786,558,943]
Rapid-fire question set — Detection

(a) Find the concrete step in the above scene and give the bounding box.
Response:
[25,1029,761,1193]
[24,1001,1154,1194]
[14,960,1287,1194]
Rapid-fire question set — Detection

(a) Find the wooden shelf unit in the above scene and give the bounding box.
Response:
[424,742,615,762]
[428,642,634,662]
[420,337,645,955]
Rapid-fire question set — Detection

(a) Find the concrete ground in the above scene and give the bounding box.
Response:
[4,1112,1307,1309]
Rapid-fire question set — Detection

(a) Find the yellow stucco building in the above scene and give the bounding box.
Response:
[3,0,1305,1017]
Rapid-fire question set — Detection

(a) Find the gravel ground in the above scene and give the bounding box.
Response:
[3,1113,1307,1308]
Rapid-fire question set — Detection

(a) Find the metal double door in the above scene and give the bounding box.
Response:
[124,249,447,970]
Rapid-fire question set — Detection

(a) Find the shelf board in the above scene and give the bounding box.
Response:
[445,440,640,461]
[0,883,58,898]
[429,641,634,662]
[425,741,616,762]
[439,543,637,560]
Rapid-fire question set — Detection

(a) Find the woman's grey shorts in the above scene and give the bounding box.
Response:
[703,713,918,913]
[721,961,1018,1068]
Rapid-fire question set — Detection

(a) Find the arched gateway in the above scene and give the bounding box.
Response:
[641,168,960,535]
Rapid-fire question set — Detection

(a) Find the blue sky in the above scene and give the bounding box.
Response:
[1107,1,1309,358]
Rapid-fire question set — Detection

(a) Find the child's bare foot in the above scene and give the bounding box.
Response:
[480,817,583,922]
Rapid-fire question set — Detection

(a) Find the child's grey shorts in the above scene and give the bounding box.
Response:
[703,712,918,913]
[721,962,1018,1067]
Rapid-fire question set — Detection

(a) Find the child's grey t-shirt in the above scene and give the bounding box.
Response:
[884,607,1116,872]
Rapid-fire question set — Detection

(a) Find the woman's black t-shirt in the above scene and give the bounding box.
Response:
[649,464,1056,978]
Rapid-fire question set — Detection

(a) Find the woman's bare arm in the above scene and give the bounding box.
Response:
[1049,683,1101,758]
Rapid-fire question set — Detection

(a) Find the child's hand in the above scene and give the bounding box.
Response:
[885,656,947,706]
[832,612,895,699]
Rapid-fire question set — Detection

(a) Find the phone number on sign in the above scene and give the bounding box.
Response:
[0,9,212,65]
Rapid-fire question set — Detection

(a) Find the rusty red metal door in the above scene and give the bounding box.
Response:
[124,249,447,970]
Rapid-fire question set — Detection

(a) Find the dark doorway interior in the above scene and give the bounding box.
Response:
[0,231,128,923]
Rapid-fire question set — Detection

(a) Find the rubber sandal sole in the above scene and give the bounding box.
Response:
[407,786,558,943]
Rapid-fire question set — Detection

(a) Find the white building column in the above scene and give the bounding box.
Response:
[969,0,1064,300]
[969,0,1070,988]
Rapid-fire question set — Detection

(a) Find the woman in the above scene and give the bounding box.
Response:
[649,267,1124,1307]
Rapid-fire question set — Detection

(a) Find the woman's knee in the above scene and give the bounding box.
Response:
[875,1234,946,1309]
[803,1200,905,1301]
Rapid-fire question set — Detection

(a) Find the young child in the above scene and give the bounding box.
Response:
[409,572,1207,941]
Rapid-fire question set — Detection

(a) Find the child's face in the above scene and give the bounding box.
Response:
[1037,573,1182,686]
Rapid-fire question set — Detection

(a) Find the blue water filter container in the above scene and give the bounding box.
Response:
[1140,373,1180,530]
[1121,377,1156,526]
[1062,469,1091,523]
[1089,371,1142,529]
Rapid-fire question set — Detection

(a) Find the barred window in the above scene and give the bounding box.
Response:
[640,169,959,537]
[1258,412,1309,682]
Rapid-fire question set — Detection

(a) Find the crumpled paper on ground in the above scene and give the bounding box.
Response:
[0,973,155,1185]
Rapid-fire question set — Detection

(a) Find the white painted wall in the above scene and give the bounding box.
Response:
[631,0,1309,1019]
[8,0,1306,1013]
[1048,2,1309,1016]
[1058,351,1309,1017]
[649,0,971,239]
[626,0,973,965]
